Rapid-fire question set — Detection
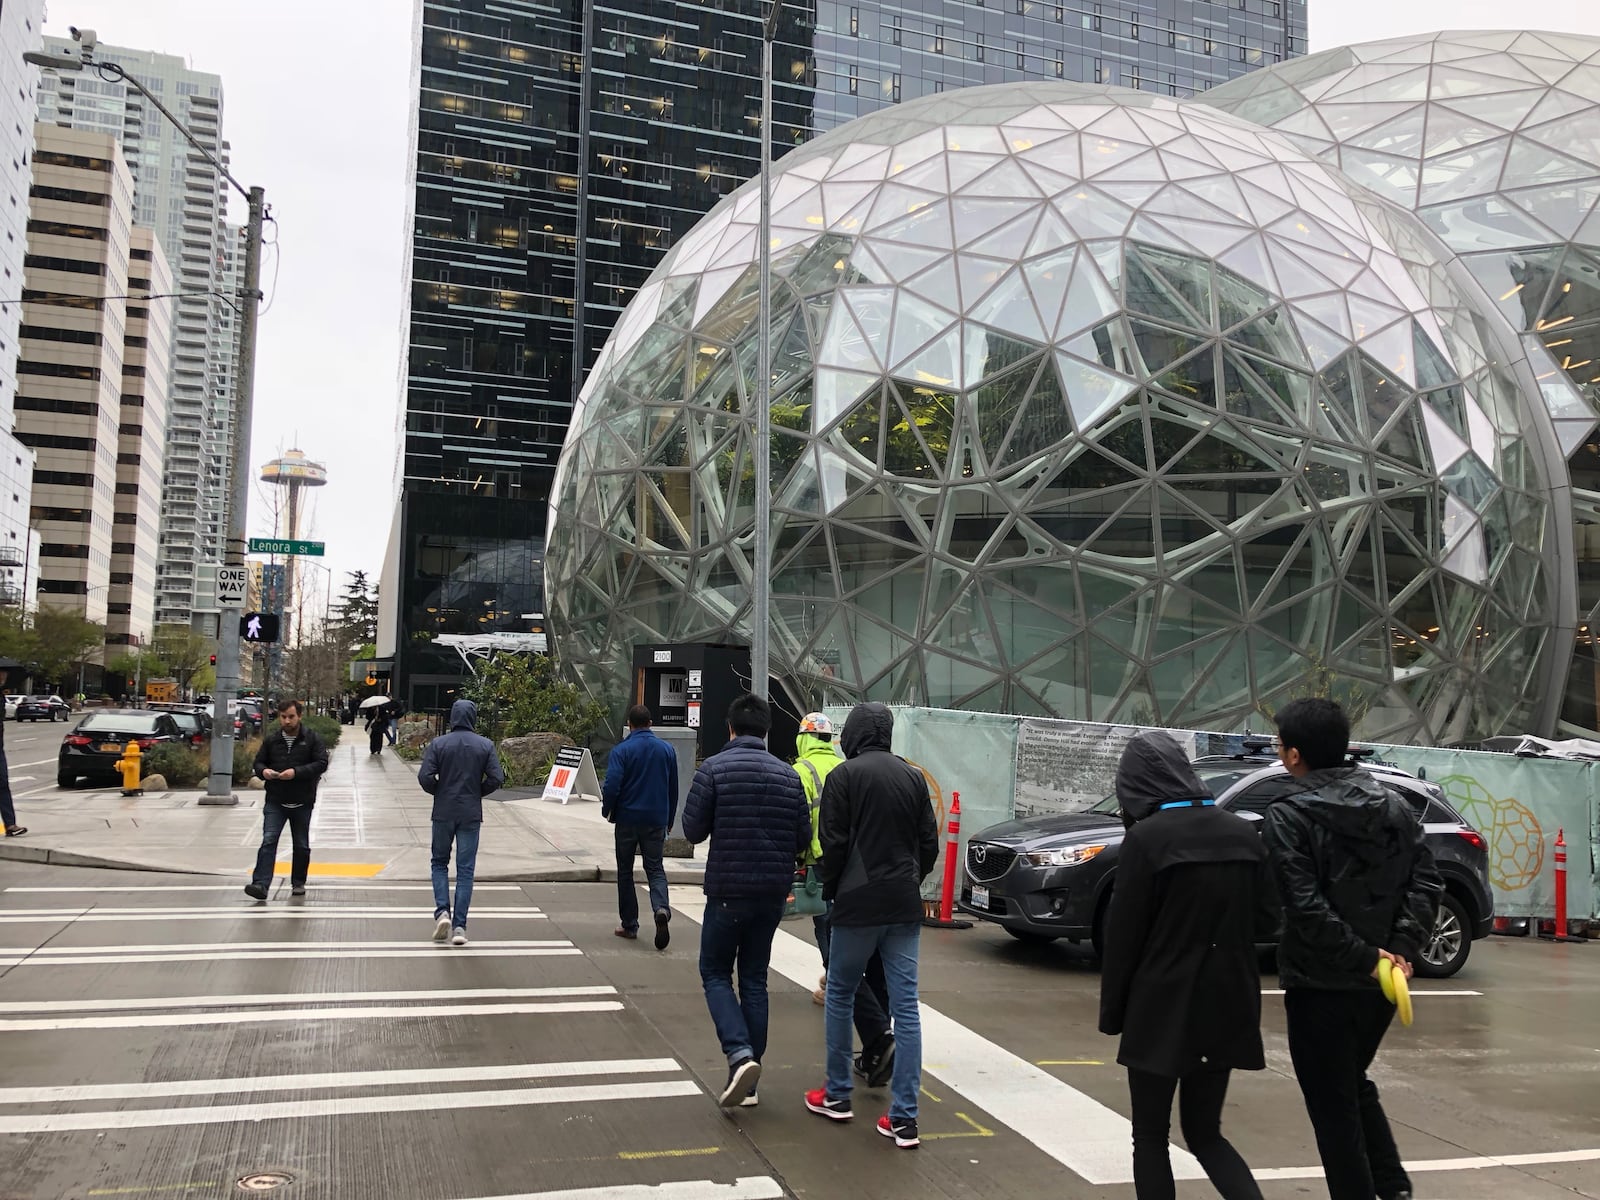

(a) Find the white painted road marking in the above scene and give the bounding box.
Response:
[0,1078,704,1133]
[0,1057,684,1104]
[0,985,617,1013]
[4,883,528,893]
[1261,988,1482,997]
[4,939,568,954]
[0,908,548,924]
[1255,1147,1600,1180]
[0,948,583,966]
[449,1180,784,1200]
[0,999,624,1031]
[672,897,1202,1186]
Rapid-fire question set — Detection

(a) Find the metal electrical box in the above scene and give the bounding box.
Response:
[630,642,800,763]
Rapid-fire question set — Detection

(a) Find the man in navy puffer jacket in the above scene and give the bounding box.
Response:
[682,691,809,1109]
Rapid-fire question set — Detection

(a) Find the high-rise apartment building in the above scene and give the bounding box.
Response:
[37,39,233,628]
[0,0,46,611]
[384,0,1307,707]
[109,227,172,653]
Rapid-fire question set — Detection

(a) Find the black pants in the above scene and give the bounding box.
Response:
[1284,988,1410,1200]
[1127,1067,1261,1200]
[814,907,892,1048]
[251,802,313,889]
[368,723,384,754]
[614,823,668,932]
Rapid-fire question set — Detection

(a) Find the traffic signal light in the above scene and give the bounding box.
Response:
[209,654,217,665]
[240,612,281,643]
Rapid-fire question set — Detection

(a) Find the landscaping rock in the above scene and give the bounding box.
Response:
[499,733,575,784]
[247,776,266,790]
[398,720,433,752]
[140,774,168,791]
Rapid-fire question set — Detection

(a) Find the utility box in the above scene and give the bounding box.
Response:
[630,642,801,763]
[654,725,698,859]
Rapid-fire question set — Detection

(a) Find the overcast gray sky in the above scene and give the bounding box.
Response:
[43,0,413,615]
[39,1,1600,616]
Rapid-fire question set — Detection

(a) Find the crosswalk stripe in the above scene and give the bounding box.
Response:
[0,999,625,1031]
[0,1079,704,1133]
[4,884,528,894]
[8,939,569,954]
[0,985,617,1014]
[0,1058,683,1103]
[0,949,583,966]
[0,906,542,916]
[0,910,547,924]
[449,1180,785,1200]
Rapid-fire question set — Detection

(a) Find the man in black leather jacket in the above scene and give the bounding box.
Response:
[244,698,331,900]
[1264,698,1440,1200]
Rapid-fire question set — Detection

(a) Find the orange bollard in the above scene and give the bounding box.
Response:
[1540,828,1585,945]
[923,791,972,930]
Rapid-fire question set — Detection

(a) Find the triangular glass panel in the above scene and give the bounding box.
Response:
[1318,353,1365,441]
[1220,349,1296,426]
[996,358,1071,470]
[1359,355,1409,440]
[1057,352,1138,433]
[1128,320,1211,378]
[1055,250,1119,341]
[835,390,886,470]
[974,358,1043,464]
[1229,307,1309,366]
[1153,346,1219,409]
[885,381,953,479]
[1441,452,1499,511]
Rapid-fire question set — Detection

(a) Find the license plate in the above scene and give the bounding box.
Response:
[970,885,990,910]
[100,742,120,753]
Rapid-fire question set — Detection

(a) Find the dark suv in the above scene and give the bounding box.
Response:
[958,744,1495,978]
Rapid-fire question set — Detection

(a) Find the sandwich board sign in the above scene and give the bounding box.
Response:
[542,746,601,805]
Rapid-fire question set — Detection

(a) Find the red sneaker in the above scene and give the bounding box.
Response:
[804,1087,853,1121]
[878,1113,920,1147]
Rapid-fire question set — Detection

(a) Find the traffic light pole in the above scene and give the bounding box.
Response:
[202,185,265,805]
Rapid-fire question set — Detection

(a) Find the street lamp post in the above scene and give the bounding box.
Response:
[27,31,266,804]
[751,0,781,702]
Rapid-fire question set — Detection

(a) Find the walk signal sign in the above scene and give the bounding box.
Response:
[241,612,280,643]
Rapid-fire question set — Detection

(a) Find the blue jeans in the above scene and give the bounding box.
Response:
[825,922,923,1120]
[614,823,668,932]
[252,802,313,889]
[698,896,784,1066]
[431,819,481,929]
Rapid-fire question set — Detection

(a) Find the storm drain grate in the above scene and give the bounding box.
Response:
[237,1172,294,1192]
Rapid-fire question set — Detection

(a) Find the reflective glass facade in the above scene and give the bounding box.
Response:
[547,83,1575,745]
[392,0,1306,705]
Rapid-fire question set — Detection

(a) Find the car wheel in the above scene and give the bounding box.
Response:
[1004,928,1059,945]
[1415,893,1472,978]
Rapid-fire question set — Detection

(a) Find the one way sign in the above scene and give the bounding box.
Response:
[215,565,247,606]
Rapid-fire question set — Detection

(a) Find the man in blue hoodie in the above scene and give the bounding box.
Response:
[602,704,680,949]
[418,699,505,946]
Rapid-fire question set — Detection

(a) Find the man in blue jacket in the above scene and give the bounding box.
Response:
[419,699,505,946]
[602,704,680,949]
[682,692,810,1109]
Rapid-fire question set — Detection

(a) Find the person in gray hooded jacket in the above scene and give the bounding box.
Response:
[419,699,505,945]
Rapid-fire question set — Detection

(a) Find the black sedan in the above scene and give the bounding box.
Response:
[958,745,1496,978]
[16,696,67,722]
[59,710,185,787]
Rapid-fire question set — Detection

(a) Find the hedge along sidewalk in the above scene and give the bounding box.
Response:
[0,739,705,885]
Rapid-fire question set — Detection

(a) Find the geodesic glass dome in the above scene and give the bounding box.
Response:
[547,82,1574,744]
[1205,31,1600,731]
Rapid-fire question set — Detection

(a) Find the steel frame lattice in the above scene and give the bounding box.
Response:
[547,80,1577,744]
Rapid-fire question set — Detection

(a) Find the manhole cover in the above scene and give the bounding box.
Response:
[237,1172,294,1192]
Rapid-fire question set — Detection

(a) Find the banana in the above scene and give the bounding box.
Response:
[1377,956,1396,1003]
[1393,966,1414,1027]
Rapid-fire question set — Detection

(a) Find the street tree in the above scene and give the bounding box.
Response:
[30,607,105,691]
[336,571,378,648]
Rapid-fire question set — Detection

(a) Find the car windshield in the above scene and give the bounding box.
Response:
[1191,764,1266,797]
[78,714,164,733]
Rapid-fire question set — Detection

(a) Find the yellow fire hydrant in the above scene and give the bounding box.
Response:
[117,739,143,795]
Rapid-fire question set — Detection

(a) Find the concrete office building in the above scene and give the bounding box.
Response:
[38,39,234,628]
[0,0,45,610]
[382,0,1307,709]
[17,124,135,637]
[107,226,172,653]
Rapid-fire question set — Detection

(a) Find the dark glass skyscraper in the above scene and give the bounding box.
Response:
[385,0,1307,708]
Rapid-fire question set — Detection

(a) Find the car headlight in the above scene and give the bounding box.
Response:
[1022,844,1106,867]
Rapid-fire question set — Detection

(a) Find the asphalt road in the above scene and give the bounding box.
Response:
[2,714,77,797]
[0,861,1595,1200]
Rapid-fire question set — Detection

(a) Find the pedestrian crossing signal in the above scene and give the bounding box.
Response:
[241,612,280,643]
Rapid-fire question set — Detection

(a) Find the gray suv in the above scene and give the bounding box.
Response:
[958,746,1495,978]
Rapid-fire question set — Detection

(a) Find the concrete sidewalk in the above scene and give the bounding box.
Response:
[0,740,704,883]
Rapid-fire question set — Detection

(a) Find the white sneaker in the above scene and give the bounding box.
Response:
[433,914,451,943]
[451,928,468,946]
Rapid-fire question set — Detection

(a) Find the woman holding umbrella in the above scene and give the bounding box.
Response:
[361,695,391,756]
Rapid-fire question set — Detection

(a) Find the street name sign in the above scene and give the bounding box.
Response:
[247,538,325,556]
[215,566,248,605]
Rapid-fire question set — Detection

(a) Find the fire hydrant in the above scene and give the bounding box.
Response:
[116,739,143,795]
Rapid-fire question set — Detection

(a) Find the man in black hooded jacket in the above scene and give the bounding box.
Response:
[1265,698,1440,1200]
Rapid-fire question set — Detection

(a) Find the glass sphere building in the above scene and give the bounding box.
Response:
[548,69,1590,744]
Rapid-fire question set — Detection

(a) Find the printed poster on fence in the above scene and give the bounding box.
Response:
[1014,719,1198,818]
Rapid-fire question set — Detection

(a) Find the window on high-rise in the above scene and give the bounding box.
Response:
[850,8,859,35]
[975,33,984,62]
